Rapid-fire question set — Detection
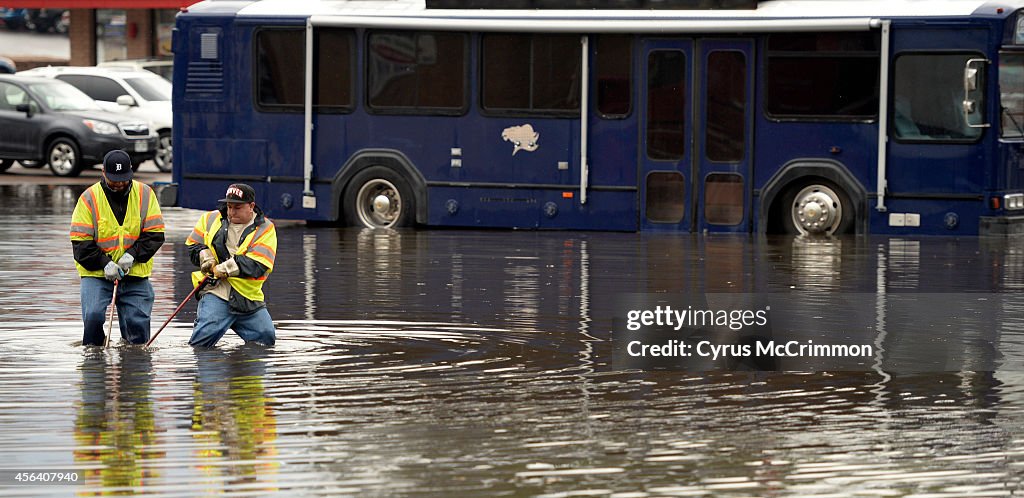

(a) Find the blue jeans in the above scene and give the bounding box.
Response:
[189,294,276,348]
[80,277,154,346]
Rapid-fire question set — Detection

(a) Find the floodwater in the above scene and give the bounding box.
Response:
[2,183,1024,496]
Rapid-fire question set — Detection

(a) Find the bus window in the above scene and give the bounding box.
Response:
[255,28,354,111]
[647,171,685,223]
[482,33,581,114]
[765,32,879,120]
[646,50,686,160]
[367,31,467,113]
[317,29,354,109]
[893,53,984,141]
[705,50,746,162]
[1000,52,1024,139]
[704,173,744,225]
[595,35,632,118]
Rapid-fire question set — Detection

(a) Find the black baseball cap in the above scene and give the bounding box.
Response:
[103,150,133,182]
[218,183,256,204]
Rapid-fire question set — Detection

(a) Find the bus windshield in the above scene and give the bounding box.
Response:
[1000,52,1024,139]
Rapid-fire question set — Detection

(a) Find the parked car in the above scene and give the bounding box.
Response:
[0,75,156,177]
[22,65,172,171]
[0,56,15,74]
[99,59,173,82]
[0,8,30,30]
[0,8,68,33]
[28,9,70,34]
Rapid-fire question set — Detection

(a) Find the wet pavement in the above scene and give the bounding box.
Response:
[1,182,1024,496]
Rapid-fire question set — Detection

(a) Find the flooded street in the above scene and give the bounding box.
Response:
[2,183,1024,496]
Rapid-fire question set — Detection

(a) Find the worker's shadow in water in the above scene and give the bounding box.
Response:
[75,347,159,487]
[191,345,278,481]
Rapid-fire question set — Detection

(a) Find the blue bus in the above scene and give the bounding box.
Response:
[167,0,1024,235]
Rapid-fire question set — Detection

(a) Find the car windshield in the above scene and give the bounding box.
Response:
[27,81,101,111]
[124,76,171,102]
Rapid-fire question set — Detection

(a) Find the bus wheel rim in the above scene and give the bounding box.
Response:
[356,178,400,228]
[791,184,842,235]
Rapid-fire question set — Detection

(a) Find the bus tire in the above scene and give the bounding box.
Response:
[46,137,83,177]
[343,166,415,228]
[0,159,12,172]
[778,178,853,236]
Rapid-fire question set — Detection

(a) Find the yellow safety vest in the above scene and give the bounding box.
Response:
[70,181,164,278]
[186,210,277,303]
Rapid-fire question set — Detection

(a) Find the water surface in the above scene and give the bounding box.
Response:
[1,184,1023,496]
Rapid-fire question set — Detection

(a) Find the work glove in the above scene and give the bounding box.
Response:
[199,249,216,274]
[213,258,238,281]
[104,261,124,282]
[117,253,134,274]
[213,264,230,281]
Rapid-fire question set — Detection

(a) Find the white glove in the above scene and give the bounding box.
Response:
[104,261,124,281]
[117,253,134,274]
[199,249,216,274]
[213,258,239,280]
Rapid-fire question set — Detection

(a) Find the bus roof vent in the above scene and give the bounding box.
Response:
[200,33,219,60]
[188,31,224,97]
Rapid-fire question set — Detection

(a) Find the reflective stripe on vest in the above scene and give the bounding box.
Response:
[73,181,159,278]
[189,211,275,303]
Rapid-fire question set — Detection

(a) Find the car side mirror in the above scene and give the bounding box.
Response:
[15,103,32,117]
[116,95,136,107]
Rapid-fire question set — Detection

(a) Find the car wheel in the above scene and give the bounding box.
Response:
[19,160,43,169]
[343,166,415,228]
[47,138,82,177]
[0,159,12,173]
[154,131,172,172]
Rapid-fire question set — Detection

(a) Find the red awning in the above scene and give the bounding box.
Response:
[0,1,195,8]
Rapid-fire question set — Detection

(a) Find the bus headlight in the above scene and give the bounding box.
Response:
[1005,193,1024,210]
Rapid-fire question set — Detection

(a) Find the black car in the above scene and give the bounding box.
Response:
[0,75,156,177]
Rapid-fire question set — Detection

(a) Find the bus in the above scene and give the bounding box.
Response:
[166,0,1024,236]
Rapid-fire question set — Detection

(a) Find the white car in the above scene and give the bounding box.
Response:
[20,65,173,172]
[99,59,173,82]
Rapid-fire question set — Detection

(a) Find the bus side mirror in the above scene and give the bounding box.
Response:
[963,58,990,129]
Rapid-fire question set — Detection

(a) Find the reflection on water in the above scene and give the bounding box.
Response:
[191,347,278,488]
[75,349,160,491]
[0,184,1023,495]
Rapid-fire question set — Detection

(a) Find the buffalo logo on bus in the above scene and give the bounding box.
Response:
[502,124,539,156]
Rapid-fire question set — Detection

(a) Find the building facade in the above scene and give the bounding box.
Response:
[3,1,195,66]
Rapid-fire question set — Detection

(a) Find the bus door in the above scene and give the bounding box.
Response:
[886,26,992,229]
[695,39,754,232]
[640,38,693,231]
